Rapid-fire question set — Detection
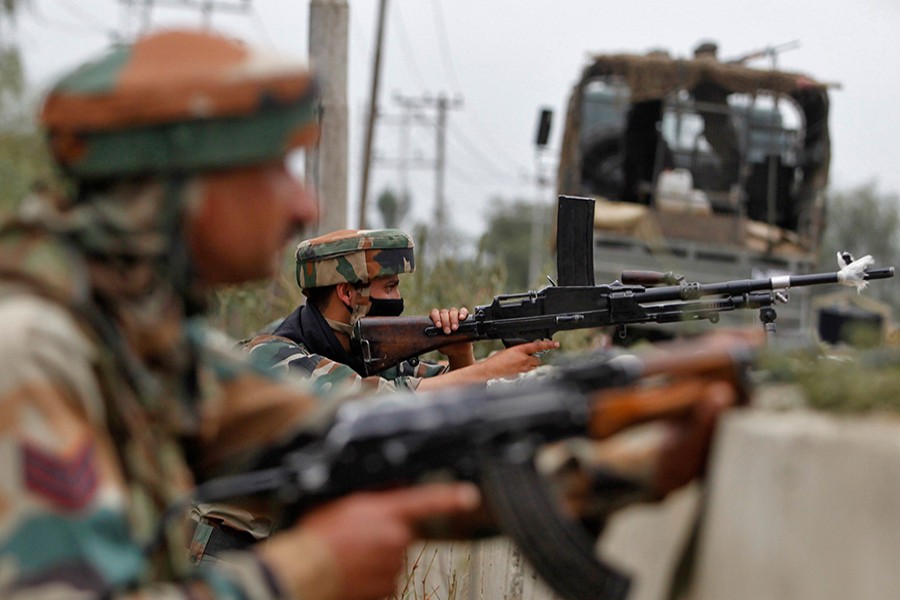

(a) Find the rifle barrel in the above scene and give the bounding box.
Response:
[788,266,893,287]
[638,267,894,303]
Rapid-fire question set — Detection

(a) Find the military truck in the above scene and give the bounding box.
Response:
[556,47,832,335]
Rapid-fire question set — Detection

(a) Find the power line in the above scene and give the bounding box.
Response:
[122,0,252,12]
[385,0,528,179]
[379,97,527,225]
[381,93,521,185]
[447,161,517,187]
[248,4,275,47]
[357,0,388,229]
[56,0,114,32]
[378,0,530,185]
[383,92,461,259]
[428,0,528,177]
[447,121,521,181]
[116,0,252,31]
[429,0,462,90]
[390,2,428,90]
[454,103,530,178]
[347,2,372,67]
[28,0,114,36]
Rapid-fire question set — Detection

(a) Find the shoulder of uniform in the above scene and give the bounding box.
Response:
[244,334,315,371]
[0,287,95,352]
[0,286,105,422]
[0,225,91,305]
[244,334,306,353]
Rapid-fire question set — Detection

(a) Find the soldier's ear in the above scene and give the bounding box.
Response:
[335,282,354,305]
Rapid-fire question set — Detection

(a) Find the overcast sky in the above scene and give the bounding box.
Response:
[12,0,900,241]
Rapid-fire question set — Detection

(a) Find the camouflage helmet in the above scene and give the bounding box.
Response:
[295,229,415,289]
[40,30,319,180]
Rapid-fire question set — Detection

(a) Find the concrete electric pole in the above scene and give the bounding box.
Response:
[388,93,462,260]
[307,0,349,234]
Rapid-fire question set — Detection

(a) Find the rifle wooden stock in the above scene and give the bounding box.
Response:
[587,332,758,439]
[354,316,482,372]
[591,379,723,439]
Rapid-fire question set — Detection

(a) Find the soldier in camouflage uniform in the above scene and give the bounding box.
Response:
[245,228,559,395]
[0,29,481,600]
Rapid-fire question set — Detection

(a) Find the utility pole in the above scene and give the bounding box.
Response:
[399,100,411,205]
[308,0,349,234]
[369,95,437,229]
[434,94,450,258]
[389,93,462,261]
[358,0,388,229]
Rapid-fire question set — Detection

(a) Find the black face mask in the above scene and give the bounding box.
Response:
[367,297,405,317]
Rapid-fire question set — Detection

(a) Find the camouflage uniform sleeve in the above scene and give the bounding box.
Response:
[385,358,449,380]
[0,290,297,600]
[245,334,423,396]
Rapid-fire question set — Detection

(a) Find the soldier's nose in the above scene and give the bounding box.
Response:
[292,181,320,227]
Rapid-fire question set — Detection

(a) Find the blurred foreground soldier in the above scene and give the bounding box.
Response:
[245,228,557,394]
[0,30,480,599]
[0,29,739,600]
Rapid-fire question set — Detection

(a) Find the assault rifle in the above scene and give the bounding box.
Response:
[191,332,761,600]
[352,262,893,376]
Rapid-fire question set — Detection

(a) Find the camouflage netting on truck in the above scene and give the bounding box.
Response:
[582,53,826,103]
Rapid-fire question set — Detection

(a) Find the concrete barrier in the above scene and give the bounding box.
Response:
[401,409,900,600]
[688,409,900,600]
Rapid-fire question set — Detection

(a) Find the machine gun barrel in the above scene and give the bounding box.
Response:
[636,267,894,303]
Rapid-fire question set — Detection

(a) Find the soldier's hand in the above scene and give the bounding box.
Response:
[419,340,558,389]
[566,378,737,501]
[430,306,474,367]
[260,483,480,600]
[652,380,736,495]
[479,339,560,378]
[438,340,477,367]
[429,306,469,334]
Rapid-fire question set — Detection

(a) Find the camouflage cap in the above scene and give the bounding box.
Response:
[41,30,319,180]
[296,229,415,289]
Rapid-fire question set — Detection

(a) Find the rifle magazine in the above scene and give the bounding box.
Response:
[479,457,631,600]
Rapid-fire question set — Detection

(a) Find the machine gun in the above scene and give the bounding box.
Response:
[191,332,761,600]
[351,196,892,376]
[352,257,892,376]
[725,40,801,66]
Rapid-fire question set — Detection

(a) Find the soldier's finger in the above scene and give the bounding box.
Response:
[381,483,481,523]
[521,339,559,354]
[430,308,442,328]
